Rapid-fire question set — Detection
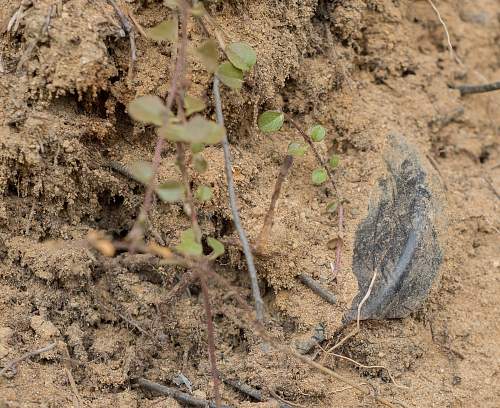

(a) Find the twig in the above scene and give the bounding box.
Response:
[426,0,463,65]
[223,378,292,408]
[205,267,398,408]
[326,350,408,389]
[297,274,336,305]
[127,4,188,244]
[107,0,136,81]
[198,272,222,408]
[213,76,265,323]
[0,342,57,377]
[326,270,378,353]
[333,204,343,274]
[269,390,305,408]
[453,81,500,96]
[137,378,230,408]
[61,343,83,408]
[256,154,294,252]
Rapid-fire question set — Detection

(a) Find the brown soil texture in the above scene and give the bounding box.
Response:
[0,0,499,407]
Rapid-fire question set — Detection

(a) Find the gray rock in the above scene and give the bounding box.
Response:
[344,134,444,322]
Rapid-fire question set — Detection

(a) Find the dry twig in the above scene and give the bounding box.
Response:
[137,378,230,408]
[0,342,57,377]
[453,81,500,96]
[213,76,265,323]
[297,274,337,305]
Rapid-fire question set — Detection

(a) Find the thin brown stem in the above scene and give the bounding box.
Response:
[176,141,202,242]
[454,81,500,96]
[198,272,222,408]
[256,154,294,251]
[127,5,189,244]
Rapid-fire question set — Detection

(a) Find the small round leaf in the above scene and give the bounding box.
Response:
[287,142,307,157]
[191,143,205,154]
[195,185,213,201]
[128,95,167,126]
[193,154,208,173]
[128,161,153,185]
[326,201,338,213]
[146,18,178,43]
[226,42,256,72]
[312,168,327,185]
[176,228,202,257]
[194,39,219,73]
[216,62,244,90]
[156,181,185,202]
[207,237,225,259]
[184,95,206,116]
[257,111,284,133]
[309,125,326,142]
[329,154,340,168]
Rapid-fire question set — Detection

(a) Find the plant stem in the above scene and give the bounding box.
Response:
[286,115,344,274]
[213,77,265,323]
[454,81,500,96]
[286,116,337,194]
[198,272,222,408]
[128,5,189,244]
[256,154,294,252]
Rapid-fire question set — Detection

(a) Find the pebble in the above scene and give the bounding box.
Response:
[30,316,60,339]
[0,344,10,359]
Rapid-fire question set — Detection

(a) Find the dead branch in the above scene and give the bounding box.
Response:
[137,378,230,408]
[297,274,337,305]
[454,81,500,96]
[213,76,265,323]
[0,342,57,378]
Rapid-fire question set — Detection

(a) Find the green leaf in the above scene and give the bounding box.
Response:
[257,111,284,133]
[156,181,185,202]
[329,154,340,168]
[226,42,256,72]
[158,116,224,145]
[176,229,202,257]
[216,62,244,90]
[184,95,206,116]
[193,154,208,173]
[287,142,307,157]
[127,161,153,185]
[195,185,212,201]
[326,201,338,213]
[309,124,326,142]
[146,17,177,43]
[194,39,219,73]
[207,237,225,259]
[128,95,168,126]
[191,143,205,154]
[312,168,327,185]
[191,2,206,16]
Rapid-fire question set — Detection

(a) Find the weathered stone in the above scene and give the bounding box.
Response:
[344,134,444,322]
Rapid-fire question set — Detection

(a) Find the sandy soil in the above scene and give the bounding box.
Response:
[0,0,499,407]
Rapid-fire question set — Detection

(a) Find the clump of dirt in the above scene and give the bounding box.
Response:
[1,0,499,407]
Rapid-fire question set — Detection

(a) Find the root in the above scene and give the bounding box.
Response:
[0,342,57,378]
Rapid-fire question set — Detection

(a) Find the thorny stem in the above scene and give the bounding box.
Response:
[127,5,189,244]
[256,154,294,251]
[198,271,222,408]
[213,77,265,324]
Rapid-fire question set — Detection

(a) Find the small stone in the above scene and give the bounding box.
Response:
[345,134,444,322]
[30,316,60,339]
